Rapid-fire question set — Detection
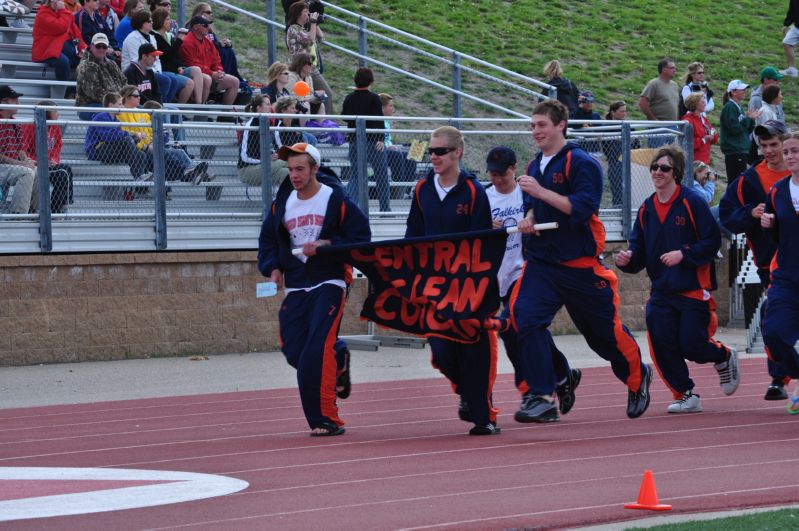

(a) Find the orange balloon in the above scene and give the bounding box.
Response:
[293,81,310,97]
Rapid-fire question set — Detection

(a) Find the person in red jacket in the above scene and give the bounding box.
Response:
[32,0,88,82]
[681,92,718,165]
[178,15,238,105]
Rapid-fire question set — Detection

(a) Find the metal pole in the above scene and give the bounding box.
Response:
[34,107,52,251]
[452,52,461,122]
[266,0,277,67]
[358,17,367,68]
[355,117,369,215]
[681,122,694,188]
[176,0,185,28]
[152,112,168,249]
[621,121,631,239]
[258,114,273,214]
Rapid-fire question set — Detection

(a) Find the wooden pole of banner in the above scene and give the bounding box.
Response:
[290,223,558,351]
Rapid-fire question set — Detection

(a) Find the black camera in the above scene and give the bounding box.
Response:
[690,82,707,91]
[308,0,325,23]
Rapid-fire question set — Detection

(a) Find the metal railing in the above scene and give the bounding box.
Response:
[1,103,695,254]
[194,0,555,119]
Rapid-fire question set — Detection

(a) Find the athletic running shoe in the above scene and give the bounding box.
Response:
[514,393,559,423]
[626,364,652,419]
[185,161,209,185]
[714,348,740,396]
[136,172,153,182]
[667,390,702,413]
[765,382,788,401]
[469,423,501,435]
[457,397,472,422]
[780,66,799,77]
[556,368,582,415]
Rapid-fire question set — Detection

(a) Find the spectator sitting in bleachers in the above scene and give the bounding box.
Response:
[152,8,207,105]
[0,86,37,215]
[117,86,210,185]
[98,0,120,33]
[377,93,418,189]
[273,95,317,148]
[179,15,238,106]
[75,0,122,61]
[21,101,74,213]
[114,0,144,46]
[238,94,288,190]
[147,0,176,36]
[32,0,88,84]
[122,10,192,104]
[287,53,326,115]
[285,1,333,113]
[76,33,128,119]
[189,3,247,89]
[261,62,291,104]
[84,91,152,181]
[123,43,162,105]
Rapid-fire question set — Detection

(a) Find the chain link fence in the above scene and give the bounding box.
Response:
[1,104,692,250]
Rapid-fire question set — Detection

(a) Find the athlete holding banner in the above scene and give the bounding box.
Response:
[258,142,370,437]
[511,99,652,423]
[484,146,581,414]
[406,126,500,435]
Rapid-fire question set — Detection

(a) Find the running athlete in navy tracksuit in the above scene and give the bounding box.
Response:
[483,146,581,415]
[510,99,650,423]
[406,126,500,436]
[719,121,792,400]
[760,157,799,413]
[618,146,739,413]
[258,143,371,436]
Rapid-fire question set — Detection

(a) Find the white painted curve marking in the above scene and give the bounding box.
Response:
[0,467,248,522]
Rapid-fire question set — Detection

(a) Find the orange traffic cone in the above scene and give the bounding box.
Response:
[624,470,672,511]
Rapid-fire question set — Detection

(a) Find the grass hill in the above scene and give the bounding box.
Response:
[207,0,795,125]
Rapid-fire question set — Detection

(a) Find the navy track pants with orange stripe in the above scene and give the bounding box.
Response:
[511,259,643,396]
[279,284,346,429]
[429,332,499,425]
[763,281,799,379]
[646,293,729,398]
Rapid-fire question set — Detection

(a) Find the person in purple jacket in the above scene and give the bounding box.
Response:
[405,125,500,436]
[511,99,651,423]
[257,142,370,436]
[616,146,740,414]
[83,91,151,180]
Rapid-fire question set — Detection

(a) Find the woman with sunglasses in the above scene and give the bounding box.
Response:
[287,52,326,115]
[679,62,714,116]
[405,126,499,436]
[261,62,291,104]
[616,146,739,414]
[760,132,799,414]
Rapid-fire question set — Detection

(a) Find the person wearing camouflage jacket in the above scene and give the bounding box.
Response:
[75,34,127,119]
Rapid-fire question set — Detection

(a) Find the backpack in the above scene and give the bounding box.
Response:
[305,119,345,146]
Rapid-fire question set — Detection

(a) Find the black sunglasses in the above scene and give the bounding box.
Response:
[428,146,456,156]
[94,43,108,49]
[650,163,673,172]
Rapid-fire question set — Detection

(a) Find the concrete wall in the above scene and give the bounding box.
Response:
[0,244,729,366]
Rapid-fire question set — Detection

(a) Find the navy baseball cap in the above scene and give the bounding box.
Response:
[486,146,517,173]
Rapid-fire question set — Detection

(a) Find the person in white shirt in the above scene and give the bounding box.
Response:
[484,146,581,415]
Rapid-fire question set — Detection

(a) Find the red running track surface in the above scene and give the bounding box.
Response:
[0,357,797,530]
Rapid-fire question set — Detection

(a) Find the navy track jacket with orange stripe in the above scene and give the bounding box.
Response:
[764,177,799,284]
[522,143,606,263]
[405,169,492,237]
[619,186,720,293]
[257,168,371,289]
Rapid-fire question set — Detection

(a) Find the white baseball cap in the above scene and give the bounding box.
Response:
[277,142,321,166]
[727,79,748,93]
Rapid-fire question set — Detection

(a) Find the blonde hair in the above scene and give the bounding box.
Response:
[684,92,705,112]
[543,60,563,81]
[378,93,393,106]
[266,62,288,85]
[430,125,464,152]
